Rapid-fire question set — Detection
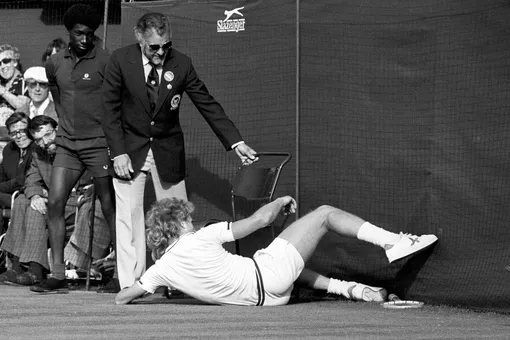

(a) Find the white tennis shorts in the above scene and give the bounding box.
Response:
[253,237,305,306]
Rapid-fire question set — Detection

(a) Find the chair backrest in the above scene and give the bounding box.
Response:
[230,152,292,255]
[231,152,292,202]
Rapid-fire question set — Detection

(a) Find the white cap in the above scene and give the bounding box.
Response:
[24,66,48,83]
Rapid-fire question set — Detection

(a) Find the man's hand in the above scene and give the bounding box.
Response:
[113,154,134,180]
[234,143,258,165]
[30,195,48,214]
[278,196,297,215]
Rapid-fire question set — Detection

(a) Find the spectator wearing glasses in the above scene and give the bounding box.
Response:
[0,115,109,286]
[23,66,57,121]
[102,12,258,290]
[0,116,62,284]
[0,45,30,128]
[0,112,33,231]
[29,4,117,294]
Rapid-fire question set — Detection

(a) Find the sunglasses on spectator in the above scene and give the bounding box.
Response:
[8,128,28,138]
[0,58,13,65]
[148,41,172,51]
[28,82,49,89]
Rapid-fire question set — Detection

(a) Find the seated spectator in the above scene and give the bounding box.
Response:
[0,112,33,232]
[0,115,64,284]
[0,45,30,126]
[0,115,111,285]
[0,116,79,285]
[41,38,67,64]
[23,66,57,121]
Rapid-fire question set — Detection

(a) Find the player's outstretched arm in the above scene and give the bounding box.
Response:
[231,196,296,240]
[115,283,147,305]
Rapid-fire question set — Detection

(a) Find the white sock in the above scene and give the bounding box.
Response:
[357,222,401,248]
[327,278,353,298]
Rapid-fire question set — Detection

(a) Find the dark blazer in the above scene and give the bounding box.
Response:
[23,145,54,200]
[102,45,243,183]
[0,141,34,194]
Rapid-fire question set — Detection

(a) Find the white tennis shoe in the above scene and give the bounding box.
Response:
[385,233,438,263]
[346,283,387,302]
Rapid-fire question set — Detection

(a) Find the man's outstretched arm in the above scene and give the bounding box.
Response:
[115,283,147,305]
[231,196,296,240]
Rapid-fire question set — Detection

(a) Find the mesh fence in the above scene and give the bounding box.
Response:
[0,0,508,311]
[298,0,510,312]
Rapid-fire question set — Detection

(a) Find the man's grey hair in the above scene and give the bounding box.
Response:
[134,12,172,42]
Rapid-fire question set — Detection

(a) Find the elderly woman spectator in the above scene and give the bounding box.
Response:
[41,38,67,64]
[0,44,30,127]
[23,66,57,121]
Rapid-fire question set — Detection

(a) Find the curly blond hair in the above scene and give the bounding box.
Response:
[145,198,194,261]
[0,44,20,60]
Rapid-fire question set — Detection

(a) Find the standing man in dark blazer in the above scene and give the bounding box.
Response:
[102,12,258,289]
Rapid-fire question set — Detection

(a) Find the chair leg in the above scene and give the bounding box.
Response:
[86,184,96,291]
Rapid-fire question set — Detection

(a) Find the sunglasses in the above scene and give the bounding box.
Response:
[148,41,172,52]
[8,128,28,138]
[0,58,13,65]
[28,82,49,89]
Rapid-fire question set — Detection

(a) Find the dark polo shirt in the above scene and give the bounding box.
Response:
[46,46,110,139]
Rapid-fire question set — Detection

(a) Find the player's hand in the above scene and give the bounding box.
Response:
[279,196,297,215]
[113,154,134,180]
[234,143,258,165]
[30,195,48,214]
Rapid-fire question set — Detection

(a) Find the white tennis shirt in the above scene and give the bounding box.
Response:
[138,221,261,306]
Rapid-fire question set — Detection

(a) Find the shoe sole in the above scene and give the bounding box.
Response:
[3,280,33,287]
[387,235,438,263]
[0,281,16,285]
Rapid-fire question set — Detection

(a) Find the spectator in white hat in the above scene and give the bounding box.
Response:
[23,66,57,122]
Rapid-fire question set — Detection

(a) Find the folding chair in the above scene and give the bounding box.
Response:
[231,152,292,254]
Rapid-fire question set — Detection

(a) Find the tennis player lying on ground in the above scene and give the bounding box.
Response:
[116,196,438,306]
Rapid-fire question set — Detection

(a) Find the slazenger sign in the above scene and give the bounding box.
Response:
[217,6,246,32]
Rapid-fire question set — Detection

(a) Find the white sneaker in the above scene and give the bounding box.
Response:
[385,233,438,263]
[346,283,387,302]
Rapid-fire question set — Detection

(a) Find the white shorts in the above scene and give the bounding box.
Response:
[253,237,305,306]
